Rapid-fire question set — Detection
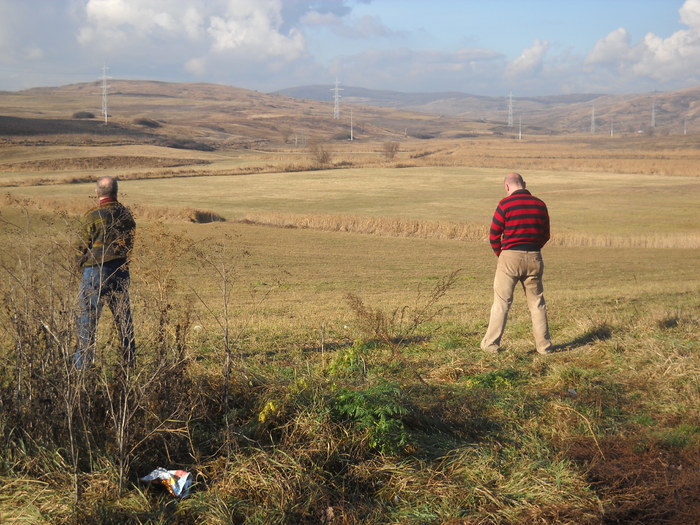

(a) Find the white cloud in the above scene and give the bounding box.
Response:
[78,0,179,46]
[183,6,205,40]
[680,0,700,27]
[585,27,634,65]
[207,0,305,59]
[185,57,208,76]
[77,0,307,61]
[505,39,549,79]
[585,0,700,85]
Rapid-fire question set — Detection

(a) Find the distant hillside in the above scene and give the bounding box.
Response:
[276,85,700,134]
[1,80,697,150]
[0,80,497,148]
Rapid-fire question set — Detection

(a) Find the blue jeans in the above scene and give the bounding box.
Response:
[75,260,135,368]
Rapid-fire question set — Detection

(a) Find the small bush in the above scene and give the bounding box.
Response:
[162,138,215,152]
[308,141,332,167]
[73,111,95,119]
[134,118,161,128]
[382,141,400,160]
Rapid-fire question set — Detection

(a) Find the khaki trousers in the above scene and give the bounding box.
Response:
[481,249,552,354]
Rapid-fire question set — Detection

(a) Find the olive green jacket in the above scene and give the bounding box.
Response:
[75,198,135,268]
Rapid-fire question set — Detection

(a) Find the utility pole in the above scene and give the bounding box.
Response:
[331,78,342,119]
[610,116,614,137]
[350,109,354,141]
[651,99,656,129]
[518,116,522,140]
[591,105,595,134]
[101,64,110,125]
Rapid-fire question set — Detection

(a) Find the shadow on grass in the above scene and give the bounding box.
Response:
[553,323,613,352]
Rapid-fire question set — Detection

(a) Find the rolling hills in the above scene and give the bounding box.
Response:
[278,84,700,135]
[2,80,698,153]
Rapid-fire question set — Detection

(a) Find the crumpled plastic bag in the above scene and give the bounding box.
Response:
[140,467,192,498]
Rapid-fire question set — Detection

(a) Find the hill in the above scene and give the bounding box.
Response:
[277,84,700,135]
[0,80,494,149]
[1,80,698,151]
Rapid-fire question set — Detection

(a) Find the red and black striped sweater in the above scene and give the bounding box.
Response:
[489,189,550,256]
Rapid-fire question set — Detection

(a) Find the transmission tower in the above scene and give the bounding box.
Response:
[590,105,595,134]
[507,92,514,127]
[331,78,343,119]
[651,99,656,129]
[350,109,354,141]
[100,64,111,125]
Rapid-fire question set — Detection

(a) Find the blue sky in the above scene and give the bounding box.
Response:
[0,0,697,96]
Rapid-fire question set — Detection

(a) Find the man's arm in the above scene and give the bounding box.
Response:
[73,212,95,269]
[488,204,505,256]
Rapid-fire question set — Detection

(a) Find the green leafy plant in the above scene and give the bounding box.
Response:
[332,382,409,455]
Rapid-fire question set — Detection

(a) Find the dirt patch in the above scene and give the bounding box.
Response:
[565,437,700,524]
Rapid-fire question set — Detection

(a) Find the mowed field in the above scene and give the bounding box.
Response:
[1,136,699,523]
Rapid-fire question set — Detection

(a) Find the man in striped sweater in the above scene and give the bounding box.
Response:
[481,172,553,355]
[74,176,136,368]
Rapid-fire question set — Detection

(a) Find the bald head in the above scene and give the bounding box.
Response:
[96,176,118,198]
[504,172,525,195]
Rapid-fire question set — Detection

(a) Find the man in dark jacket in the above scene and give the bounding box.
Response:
[481,172,553,355]
[74,176,136,368]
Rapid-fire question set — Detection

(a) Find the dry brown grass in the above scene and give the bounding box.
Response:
[0,156,210,172]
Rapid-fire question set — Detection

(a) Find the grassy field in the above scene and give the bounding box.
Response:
[7,161,700,246]
[1,139,699,523]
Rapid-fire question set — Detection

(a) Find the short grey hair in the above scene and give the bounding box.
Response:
[96,176,118,198]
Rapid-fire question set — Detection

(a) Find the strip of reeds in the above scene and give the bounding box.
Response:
[238,211,700,249]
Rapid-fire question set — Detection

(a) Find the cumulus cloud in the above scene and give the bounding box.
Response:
[78,0,180,48]
[505,39,549,79]
[207,1,305,59]
[586,27,634,65]
[76,0,308,60]
[585,0,700,85]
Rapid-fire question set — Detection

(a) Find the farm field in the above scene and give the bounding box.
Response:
[1,136,699,523]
